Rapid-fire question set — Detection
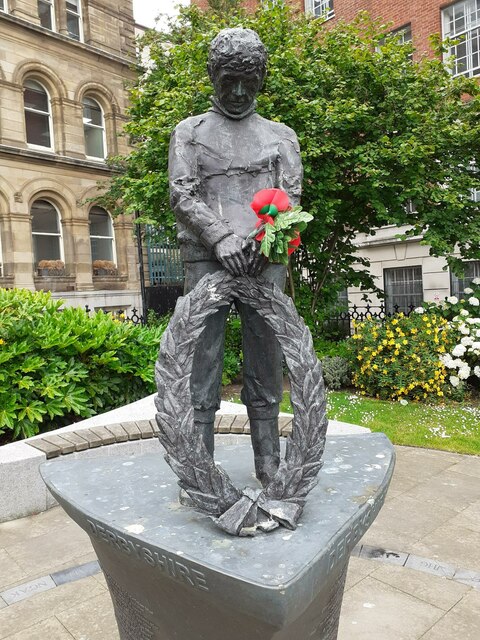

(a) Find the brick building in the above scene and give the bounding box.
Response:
[303,1,480,311]
[194,0,480,310]
[0,0,142,313]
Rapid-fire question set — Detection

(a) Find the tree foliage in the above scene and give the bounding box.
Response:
[101,3,480,311]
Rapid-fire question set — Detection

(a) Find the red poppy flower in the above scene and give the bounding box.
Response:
[251,189,290,218]
[287,232,301,255]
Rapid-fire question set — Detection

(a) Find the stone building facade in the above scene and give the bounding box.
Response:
[0,0,141,313]
[193,0,480,311]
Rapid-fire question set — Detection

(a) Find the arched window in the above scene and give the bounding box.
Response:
[89,207,116,264]
[83,97,106,159]
[31,200,63,267]
[24,80,53,149]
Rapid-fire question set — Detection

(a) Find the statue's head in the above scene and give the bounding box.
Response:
[208,28,267,116]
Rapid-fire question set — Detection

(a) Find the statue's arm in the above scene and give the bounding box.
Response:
[168,122,249,275]
[277,130,303,206]
[168,123,233,250]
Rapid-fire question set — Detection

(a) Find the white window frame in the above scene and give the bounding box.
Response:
[83,97,107,161]
[305,0,334,21]
[24,79,55,152]
[442,0,480,77]
[391,23,413,45]
[38,0,56,31]
[0,0,8,15]
[450,260,480,297]
[384,266,424,315]
[31,200,65,267]
[66,0,84,42]
[89,207,117,266]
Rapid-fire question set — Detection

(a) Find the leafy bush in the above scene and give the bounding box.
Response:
[320,356,352,391]
[314,338,352,360]
[349,312,455,401]
[416,279,480,393]
[0,288,167,441]
[222,315,243,385]
[438,280,480,393]
[438,277,480,321]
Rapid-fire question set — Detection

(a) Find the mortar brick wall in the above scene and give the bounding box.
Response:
[193,1,447,58]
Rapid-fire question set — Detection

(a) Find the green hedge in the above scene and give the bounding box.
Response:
[0,288,167,441]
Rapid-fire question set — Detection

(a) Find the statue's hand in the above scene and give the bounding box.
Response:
[214,234,249,276]
[243,239,268,276]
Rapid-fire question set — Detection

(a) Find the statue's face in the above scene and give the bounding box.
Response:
[213,68,262,115]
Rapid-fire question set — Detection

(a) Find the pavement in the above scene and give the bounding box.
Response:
[0,444,479,639]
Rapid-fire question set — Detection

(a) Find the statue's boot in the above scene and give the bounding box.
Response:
[249,417,281,487]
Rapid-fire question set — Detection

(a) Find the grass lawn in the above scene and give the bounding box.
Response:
[223,388,480,456]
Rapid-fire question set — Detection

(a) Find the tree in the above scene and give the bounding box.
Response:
[101,3,480,316]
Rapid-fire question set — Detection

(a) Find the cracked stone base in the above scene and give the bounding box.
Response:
[41,434,395,640]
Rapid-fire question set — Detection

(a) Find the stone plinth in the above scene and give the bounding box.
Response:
[41,434,395,640]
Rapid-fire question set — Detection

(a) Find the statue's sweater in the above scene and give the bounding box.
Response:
[169,106,303,263]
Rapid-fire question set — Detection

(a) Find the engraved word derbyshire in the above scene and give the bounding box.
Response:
[87,519,209,591]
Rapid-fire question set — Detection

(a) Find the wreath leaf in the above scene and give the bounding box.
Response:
[155,271,328,535]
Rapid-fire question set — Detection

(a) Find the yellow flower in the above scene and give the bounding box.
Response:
[357,355,363,360]
[0,338,4,345]
[392,319,398,325]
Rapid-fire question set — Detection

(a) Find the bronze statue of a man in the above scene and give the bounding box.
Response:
[168,28,303,486]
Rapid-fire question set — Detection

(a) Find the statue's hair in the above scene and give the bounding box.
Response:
[208,28,267,79]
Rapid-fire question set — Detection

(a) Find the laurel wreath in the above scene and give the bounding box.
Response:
[155,271,328,536]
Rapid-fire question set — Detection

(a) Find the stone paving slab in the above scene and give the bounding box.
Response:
[56,431,89,452]
[103,423,129,443]
[2,576,56,606]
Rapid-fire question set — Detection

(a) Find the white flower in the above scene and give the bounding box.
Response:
[414,307,425,314]
[468,296,479,307]
[474,366,480,378]
[458,365,471,380]
[476,329,480,338]
[459,324,470,335]
[399,399,409,406]
[461,336,474,347]
[449,375,460,387]
[472,277,480,285]
[464,287,474,294]
[447,296,459,305]
[460,309,470,317]
[452,344,467,357]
